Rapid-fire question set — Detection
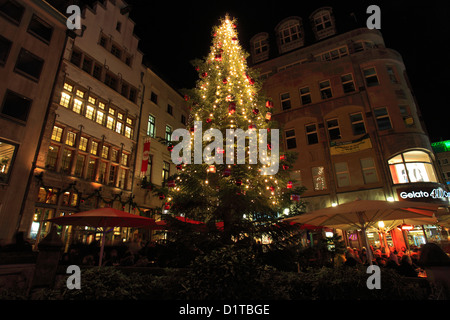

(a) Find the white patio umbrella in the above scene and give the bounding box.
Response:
[284,199,442,264]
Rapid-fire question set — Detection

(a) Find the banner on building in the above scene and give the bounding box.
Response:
[330,134,372,156]
[141,138,151,174]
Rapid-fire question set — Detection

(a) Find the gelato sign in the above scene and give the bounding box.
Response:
[397,186,450,204]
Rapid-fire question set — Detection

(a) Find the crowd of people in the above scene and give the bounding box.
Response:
[341,242,450,299]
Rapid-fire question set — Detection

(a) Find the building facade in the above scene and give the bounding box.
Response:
[250,7,448,247]
[0,0,68,243]
[20,0,145,246]
[432,140,450,186]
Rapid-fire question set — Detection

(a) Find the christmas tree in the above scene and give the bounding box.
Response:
[160,16,305,244]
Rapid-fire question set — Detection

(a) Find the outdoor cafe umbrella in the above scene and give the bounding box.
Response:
[284,199,442,264]
[47,207,157,266]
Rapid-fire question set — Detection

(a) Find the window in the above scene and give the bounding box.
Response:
[361,158,378,184]
[285,129,297,149]
[341,74,355,93]
[254,38,268,54]
[82,56,93,73]
[162,161,170,183]
[150,92,158,104]
[121,153,129,166]
[125,126,133,139]
[99,35,107,48]
[0,35,12,65]
[388,151,438,184]
[121,83,129,97]
[279,21,301,44]
[116,21,122,32]
[399,105,414,127]
[386,65,398,84]
[319,80,332,99]
[61,149,73,174]
[129,88,137,102]
[79,137,88,151]
[316,47,348,61]
[90,141,98,155]
[65,131,77,146]
[96,110,104,125]
[145,155,153,182]
[70,49,82,67]
[118,168,128,189]
[326,119,341,140]
[1,90,32,122]
[101,145,109,159]
[87,159,97,181]
[73,99,83,114]
[98,161,107,183]
[45,145,59,170]
[167,104,173,115]
[335,162,350,187]
[350,113,366,135]
[181,114,187,125]
[0,0,24,24]
[0,140,17,184]
[115,121,123,134]
[14,49,44,80]
[314,11,332,31]
[165,125,172,144]
[108,165,117,186]
[27,15,53,43]
[111,149,119,163]
[363,67,379,87]
[111,44,122,59]
[60,92,71,108]
[312,166,327,191]
[306,124,318,145]
[300,87,311,105]
[93,63,102,80]
[280,93,291,110]
[106,116,115,130]
[74,154,85,177]
[104,72,118,90]
[290,170,302,187]
[63,83,73,92]
[85,105,95,120]
[51,126,63,142]
[374,107,392,131]
[147,115,155,137]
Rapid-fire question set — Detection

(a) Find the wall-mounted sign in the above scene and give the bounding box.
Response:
[396,186,450,204]
[330,134,372,156]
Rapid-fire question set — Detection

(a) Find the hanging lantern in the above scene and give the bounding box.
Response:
[201,72,208,78]
[223,78,228,84]
[280,155,286,160]
[215,54,222,61]
[265,112,272,121]
[270,186,275,192]
[164,202,171,210]
[158,193,165,200]
[287,181,293,189]
[266,101,273,108]
[208,165,216,173]
[248,124,256,130]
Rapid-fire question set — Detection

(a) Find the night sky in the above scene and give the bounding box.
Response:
[122,0,449,142]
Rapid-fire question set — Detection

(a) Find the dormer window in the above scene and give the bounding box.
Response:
[310,7,336,41]
[250,32,269,64]
[275,17,304,54]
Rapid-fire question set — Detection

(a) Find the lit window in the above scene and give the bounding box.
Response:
[73,99,83,114]
[63,83,73,92]
[165,125,172,144]
[125,126,132,139]
[65,131,77,146]
[88,96,96,104]
[0,140,18,184]
[45,145,59,170]
[98,102,105,109]
[60,92,71,108]
[76,90,84,98]
[79,137,88,151]
[96,111,104,125]
[147,115,155,137]
[101,145,109,159]
[115,121,123,134]
[85,105,95,120]
[121,153,129,166]
[90,141,98,155]
[312,166,327,191]
[51,126,63,142]
[388,151,438,184]
[106,116,115,130]
[162,161,170,183]
[108,108,115,115]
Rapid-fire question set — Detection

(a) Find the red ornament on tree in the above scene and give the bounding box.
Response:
[252,108,259,115]
[223,168,231,176]
[206,118,212,123]
[201,72,208,78]
[158,193,165,200]
[167,180,175,188]
[223,78,228,84]
[215,54,222,61]
[167,144,174,152]
[235,179,242,186]
[287,181,293,189]
[228,102,236,115]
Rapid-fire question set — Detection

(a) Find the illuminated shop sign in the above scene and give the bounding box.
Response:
[397,186,450,204]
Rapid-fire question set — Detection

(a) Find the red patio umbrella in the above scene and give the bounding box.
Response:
[47,208,157,266]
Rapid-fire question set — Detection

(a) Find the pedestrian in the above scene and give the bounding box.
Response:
[397,255,417,277]
[418,243,450,300]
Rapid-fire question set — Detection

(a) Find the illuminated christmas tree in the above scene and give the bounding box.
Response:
[160,16,305,243]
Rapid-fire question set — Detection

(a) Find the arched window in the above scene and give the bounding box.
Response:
[275,17,304,54]
[388,150,438,184]
[310,7,336,41]
[250,33,269,63]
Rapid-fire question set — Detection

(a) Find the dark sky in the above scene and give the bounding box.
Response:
[122,0,449,142]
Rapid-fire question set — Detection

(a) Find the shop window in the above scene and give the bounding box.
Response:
[306,123,318,145]
[30,208,54,241]
[45,145,59,170]
[27,15,53,44]
[1,90,32,122]
[0,140,17,184]
[312,166,327,191]
[285,129,297,149]
[388,151,438,184]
